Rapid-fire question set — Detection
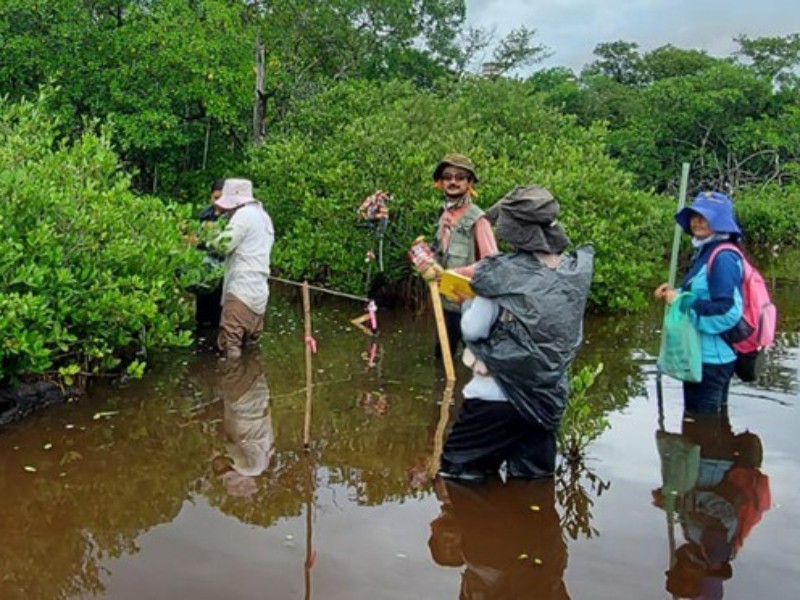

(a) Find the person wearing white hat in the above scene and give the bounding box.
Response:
[213,178,275,359]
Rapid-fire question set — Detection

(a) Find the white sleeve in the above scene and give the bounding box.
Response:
[461,296,500,341]
[217,213,247,254]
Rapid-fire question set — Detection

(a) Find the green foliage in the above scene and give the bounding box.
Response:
[556,458,610,540]
[0,0,473,196]
[560,36,800,197]
[582,41,645,86]
[0,0,257,195]
[3,4,797,339]
[725,103,800,188]
[608,62,776,191]
[125,359,147,379]
[558,363,609,461]
[555,362,612,540]
[641,45,721,82]
[248,77,667,310]
[735,184,800,245]
[483,26,552,76]
[0,93,203,382]
[735,33,800,87]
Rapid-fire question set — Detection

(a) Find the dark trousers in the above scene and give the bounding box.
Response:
[435,308,463,360]
[441,478,570,600]
[682,361,736,414]
[195,286,223,327]
[440,398,557,480]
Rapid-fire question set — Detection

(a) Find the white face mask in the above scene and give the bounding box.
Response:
[691,232,730,248]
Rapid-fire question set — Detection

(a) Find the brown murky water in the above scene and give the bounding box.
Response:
[2,256,799,599]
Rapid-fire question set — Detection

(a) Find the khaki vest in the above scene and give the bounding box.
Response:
[433,202,484,312]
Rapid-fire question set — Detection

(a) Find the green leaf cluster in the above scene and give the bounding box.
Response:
[735,184,800,245]
[0,93,203,383]
[561,38,800,195]
[247,78,668,310]
[0,0,477,197]
[558,363,609,461]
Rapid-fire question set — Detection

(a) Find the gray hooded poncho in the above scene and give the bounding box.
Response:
[467,243,594,431]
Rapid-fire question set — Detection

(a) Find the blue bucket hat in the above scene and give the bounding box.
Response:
[675,191,742,238]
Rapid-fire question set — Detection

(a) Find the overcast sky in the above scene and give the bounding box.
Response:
[465,0,800,73]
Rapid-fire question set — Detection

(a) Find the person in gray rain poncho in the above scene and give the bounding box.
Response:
[438,185,594,482]
[211,352,274,498]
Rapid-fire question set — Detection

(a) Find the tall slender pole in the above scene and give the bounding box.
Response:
[303,452,315,600]
[253,32,266,146]
[668,163,691,288]
[202,119,211,171]
[428,280,455,383]
[658,162,690,599]
[658,162,691,396]
[429,382,455,477]
[300,280,316,598]
[302,281,313,448]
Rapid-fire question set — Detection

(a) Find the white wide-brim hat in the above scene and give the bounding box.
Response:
[215,178,256,210]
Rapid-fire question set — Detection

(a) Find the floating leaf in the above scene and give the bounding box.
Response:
[93,410,119,420]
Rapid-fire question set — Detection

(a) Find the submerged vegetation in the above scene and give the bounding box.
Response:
[560,363,609,461]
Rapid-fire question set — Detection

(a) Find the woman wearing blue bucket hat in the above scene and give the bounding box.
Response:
[654,191,745,413]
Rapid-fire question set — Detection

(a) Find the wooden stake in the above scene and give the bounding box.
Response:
[429,382,455,477]
[303,453,315,600]
[350,313,374,336]
[428,280,455,383]
[302,281,313,448]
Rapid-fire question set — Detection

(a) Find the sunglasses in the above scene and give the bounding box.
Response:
[440,172,471,182]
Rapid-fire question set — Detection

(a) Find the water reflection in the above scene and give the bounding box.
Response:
[654,410,771,599]
[555,458,610,541]
[429,477,570,599]
[211,353,274,498]
[0,271,797,599]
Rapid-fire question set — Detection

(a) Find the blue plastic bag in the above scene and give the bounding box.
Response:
[657,292,702,382]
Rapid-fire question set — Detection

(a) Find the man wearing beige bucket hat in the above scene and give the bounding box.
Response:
[213,178,275,359]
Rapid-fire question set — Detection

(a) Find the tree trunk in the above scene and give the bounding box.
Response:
[253,33,266,145]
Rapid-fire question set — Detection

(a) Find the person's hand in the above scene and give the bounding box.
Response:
[451,288,471,304]
[420,261,443,282]
[654,283,678,305]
